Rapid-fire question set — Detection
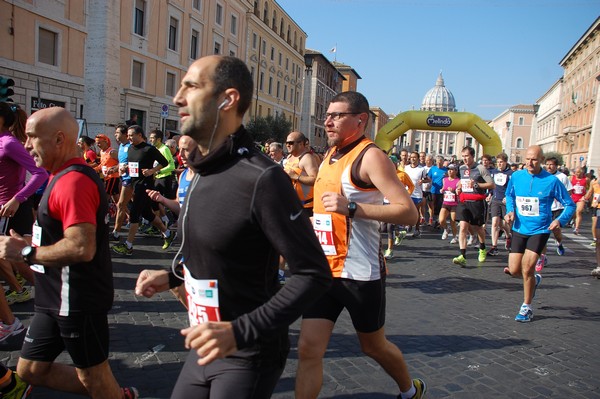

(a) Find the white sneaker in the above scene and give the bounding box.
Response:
[467,235,474,246]
[0,317,25,342]
[591,267,600,277]
[450,237,458,244]
[441,230,448,240]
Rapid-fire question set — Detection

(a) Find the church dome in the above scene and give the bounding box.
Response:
[421,73,456,112]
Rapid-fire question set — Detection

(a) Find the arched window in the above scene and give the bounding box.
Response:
[516,137,524,149]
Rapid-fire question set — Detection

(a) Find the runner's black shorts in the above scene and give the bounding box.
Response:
[4,198,34,235]
[490,200,507,219]
[456,200,486,226]
[303,277,386,333]
[510,230,550,256]
[170,351,284,399]
[20,312,110,369]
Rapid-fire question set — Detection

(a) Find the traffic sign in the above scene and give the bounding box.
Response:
[161,104,169,118]
[580,156,584,162]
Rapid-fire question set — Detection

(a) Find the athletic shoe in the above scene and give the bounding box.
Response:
[278,271,286,285]
[503,267,512,276]
[478,248,487,262]
[384,248,393,259]
[162,232,177,250]
[466,235,474,246]
[590,241,597,247]
[397,378,427,399]
[145,226,161,236]
[5,287,32,305]
[452,254,466,267]
[412,229,421,238]
[515,305,533,322]
[535,254,547,272]
[556,242,565,256]
[15,273,27,287]
[394,230,407,246]
[573,228,579,235]
[121,387,139,399]
[0,318,25,342]
[419,216,425,224]
[1,372,32,398]
[441,229,448,240]
[112,243,133,256]
[428,218,433,226]
[505,235,512,251]
[138,223,152,234]
[533,273,542,299]
[591,267,600,277]
[109,231,120,241]
[487,247,499,256]
[449,237,458,244]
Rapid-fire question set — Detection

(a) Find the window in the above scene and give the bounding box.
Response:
[276,81,280,97]
[166,72,176,97]
[168,17,178,51]
[192,0,201,11]
[250,66,255,79]
[278,52,282,66]
[134,0,145,36]
[214,41,221,54]
[263,2,268,23]
[216,4,223,25]
[252,33,257,49]
[38,27,58,66]
[230,15,237,35]
[516,138,524,148]
[270,46,274,61]
[191,29,199,59]
[132,60,144,88]
[259,72,264,91]
[261,40,266,55]
[518,116,524,125]
[268,76,273,95]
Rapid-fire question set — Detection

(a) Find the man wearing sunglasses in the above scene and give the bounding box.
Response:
[296,91,426,399]
[283,131,319,217]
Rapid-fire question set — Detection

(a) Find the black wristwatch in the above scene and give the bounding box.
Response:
[473,182,480,190]
[21,246,36,265]
[347,201,357,218]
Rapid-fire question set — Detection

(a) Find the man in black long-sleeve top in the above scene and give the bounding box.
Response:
[134,55,331,399]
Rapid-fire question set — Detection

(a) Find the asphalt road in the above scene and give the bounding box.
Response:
[2,214,599,398]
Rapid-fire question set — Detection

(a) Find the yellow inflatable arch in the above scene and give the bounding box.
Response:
[375,110,503,156]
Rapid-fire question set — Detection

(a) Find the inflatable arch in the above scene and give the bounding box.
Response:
[375,110,503,156]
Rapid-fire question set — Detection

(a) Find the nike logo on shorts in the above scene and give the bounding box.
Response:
[290,210,303,221]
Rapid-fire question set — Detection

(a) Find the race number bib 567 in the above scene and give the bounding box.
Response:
[184,265,221,326]
[516,196,540,217]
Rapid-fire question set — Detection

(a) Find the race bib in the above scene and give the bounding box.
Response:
[494,173,507,186]
[460,178,474,193]
[101,166,108,176]
[128,162,139,178]
[30,224,45,273]
[443,191,456,203]
[573,185,585,195]
[516,196,540,217]
[184,265,221,326]
[313,213,337,256]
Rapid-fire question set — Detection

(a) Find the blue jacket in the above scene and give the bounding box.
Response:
[506,169,575,235]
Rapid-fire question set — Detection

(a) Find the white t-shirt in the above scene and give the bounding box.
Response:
[405,164,427,199]
[550,171,572,211]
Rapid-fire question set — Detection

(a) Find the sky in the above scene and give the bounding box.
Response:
[276,0,599,120]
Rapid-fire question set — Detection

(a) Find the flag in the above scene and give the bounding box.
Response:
[330,46,336,53]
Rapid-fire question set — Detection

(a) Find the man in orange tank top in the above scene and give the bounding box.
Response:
[283,131,319,217]
[295,91,426,399]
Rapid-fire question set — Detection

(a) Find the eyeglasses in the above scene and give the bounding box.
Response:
[324,112,361,121]
[285,140,302,145]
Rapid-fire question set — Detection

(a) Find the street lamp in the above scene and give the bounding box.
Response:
[505,121,512,161]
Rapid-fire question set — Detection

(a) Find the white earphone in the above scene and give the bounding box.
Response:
[218,98,230,110]
[358,120,362,125]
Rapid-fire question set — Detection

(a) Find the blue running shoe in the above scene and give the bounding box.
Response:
[556,243,565,256]
[515,305,533,322]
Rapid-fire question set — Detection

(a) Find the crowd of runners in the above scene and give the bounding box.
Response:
[0,54,599,398]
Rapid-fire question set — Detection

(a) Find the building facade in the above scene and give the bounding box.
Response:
[531,79,562,155]
[245,0,307,129]
[558,16,600,170]
[489,104,535,163]
[300,50,345,151]
[0,0,308,138]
